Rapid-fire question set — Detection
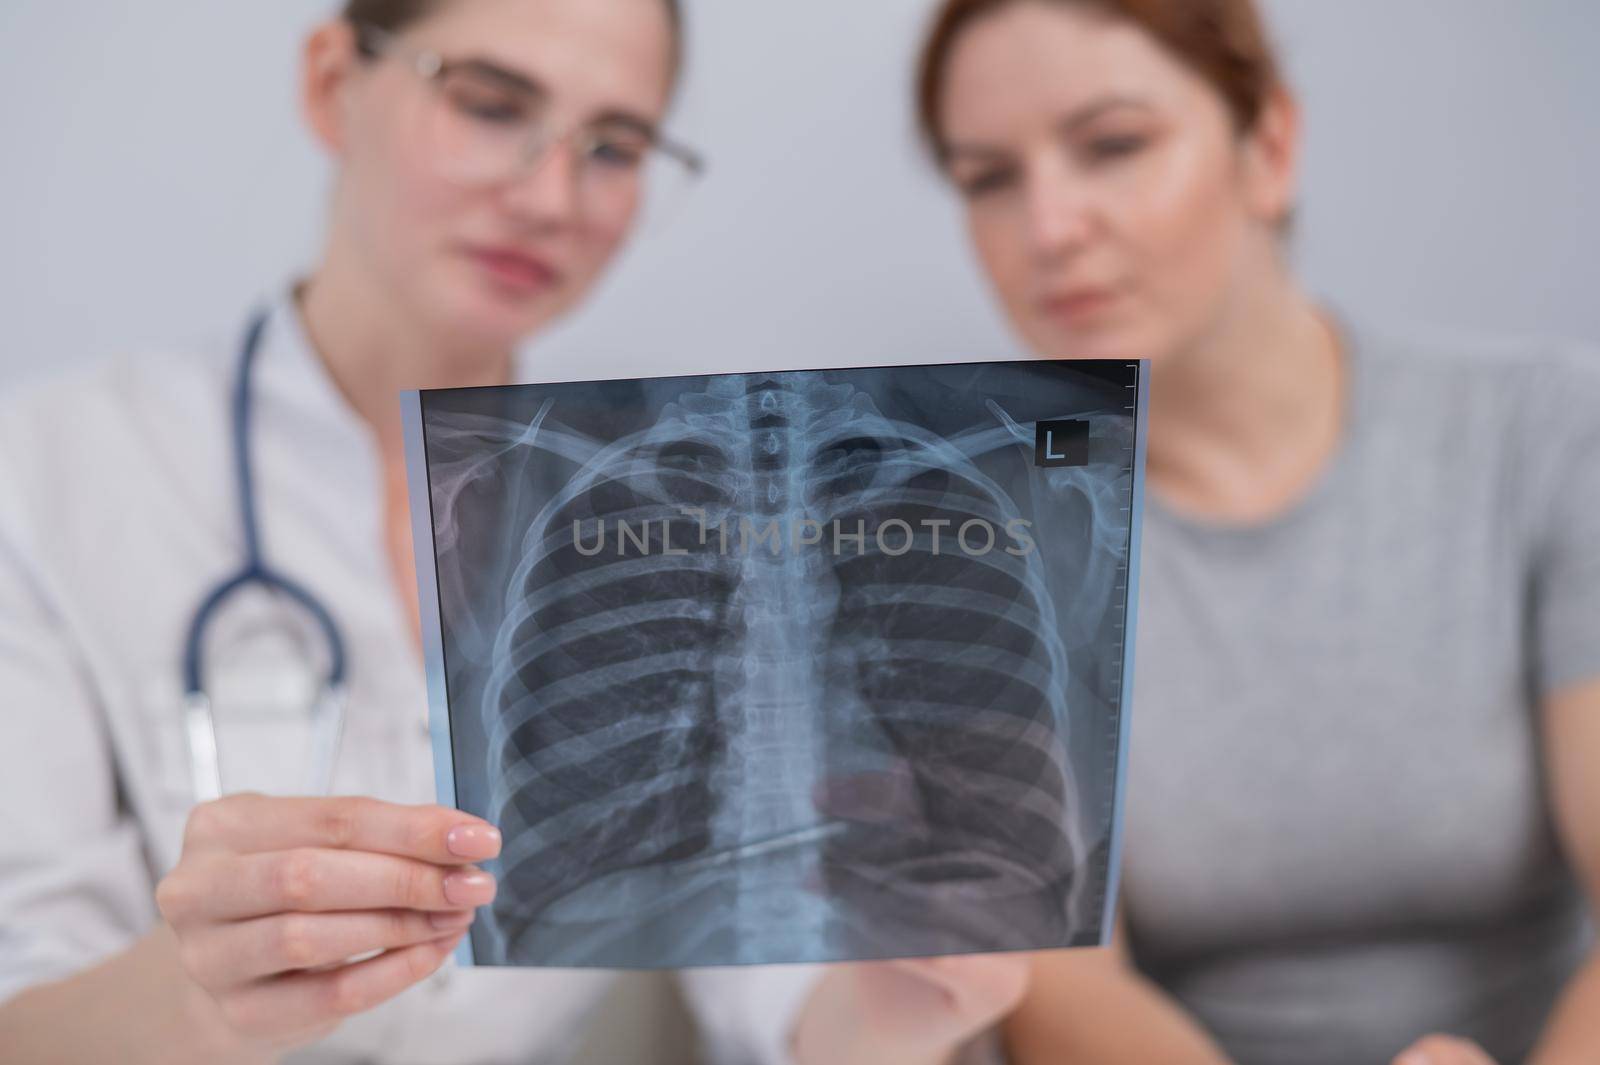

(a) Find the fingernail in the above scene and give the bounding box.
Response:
[429,909,476,931]
[443,869,496,907]
[446,824,502,860]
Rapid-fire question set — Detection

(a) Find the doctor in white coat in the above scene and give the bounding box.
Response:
[0,1,1027,1063]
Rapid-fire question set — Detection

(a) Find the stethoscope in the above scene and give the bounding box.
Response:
[180,309,349,803]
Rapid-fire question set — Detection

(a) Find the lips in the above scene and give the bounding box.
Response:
[1038,283,1127,324]
[466,244,562,296]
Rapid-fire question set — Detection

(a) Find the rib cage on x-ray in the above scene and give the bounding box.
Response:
[422,366,1134,968]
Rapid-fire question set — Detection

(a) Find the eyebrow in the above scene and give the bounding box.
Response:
[1056,94,1155,134]
[590,112,663,140]
[941,94,1156,164]
[452,57,662,137]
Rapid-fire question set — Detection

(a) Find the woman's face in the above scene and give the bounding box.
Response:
[937,1,1291,363]
[318,0,677,349]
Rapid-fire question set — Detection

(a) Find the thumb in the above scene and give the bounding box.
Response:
[888,954,1031,1024]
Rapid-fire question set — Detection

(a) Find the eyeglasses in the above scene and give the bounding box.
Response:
[354,23,706,232]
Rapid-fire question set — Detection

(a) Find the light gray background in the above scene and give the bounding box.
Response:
[1,1,1596,389]
[0,5,1590,1061]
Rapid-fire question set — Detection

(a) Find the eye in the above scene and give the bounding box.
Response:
[1082,133,1149,164]
[588,134,650,170]
[953,166,1018,199]
[461,96,527,126]
[442,73,533,127]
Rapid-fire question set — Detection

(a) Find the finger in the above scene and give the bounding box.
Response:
[1428,1036,1492,1065]
[1444,1039,1495,1065]
[212,930,465,1040]
[1397,1049,1450,1065]
[812,766,924,824]
[1395,1036,1496,1065]
[182,794,501,864]
[180,908,477,986]
[171,849,496,922]
[885,954,1031,1019]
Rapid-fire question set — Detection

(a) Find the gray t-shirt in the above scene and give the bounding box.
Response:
[1120,318,1600,1065]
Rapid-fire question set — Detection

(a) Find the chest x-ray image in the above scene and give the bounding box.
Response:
[402,358,1148,969]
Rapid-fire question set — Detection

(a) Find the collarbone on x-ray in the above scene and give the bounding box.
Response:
[413,362,1143,969]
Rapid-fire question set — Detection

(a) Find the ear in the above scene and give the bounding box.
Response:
[300,20,363,157]
[1239,84,1302,227]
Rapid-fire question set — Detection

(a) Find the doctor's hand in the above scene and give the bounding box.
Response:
[791,954,1031,1065]
[155,793,501,1054]
[1392,1036,1499,1065]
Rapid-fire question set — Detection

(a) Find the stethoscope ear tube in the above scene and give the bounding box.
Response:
[183,685,350,801]
[184,691,223,804]
[179,308,352,802]
[309,684,350,796]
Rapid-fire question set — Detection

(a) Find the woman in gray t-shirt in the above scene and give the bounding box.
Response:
[912,1,1600,1064]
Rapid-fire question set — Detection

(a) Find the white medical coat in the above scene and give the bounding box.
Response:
[0,284,837,1065]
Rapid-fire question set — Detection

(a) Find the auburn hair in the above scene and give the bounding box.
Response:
[916,0,1281,157]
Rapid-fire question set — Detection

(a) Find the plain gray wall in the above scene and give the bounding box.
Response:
[1,0,1596,390]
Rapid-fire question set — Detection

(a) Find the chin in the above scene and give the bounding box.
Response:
[1027,324,1135,362]
[436,279,563,351]
[1026,316,1174,364]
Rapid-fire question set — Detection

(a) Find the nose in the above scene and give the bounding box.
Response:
[1023,161,1094,264]
[499,136,584,230]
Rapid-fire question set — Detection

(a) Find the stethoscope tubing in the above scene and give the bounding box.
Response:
[179,309,350,801]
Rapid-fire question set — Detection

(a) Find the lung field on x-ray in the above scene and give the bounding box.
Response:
[420,360,1138,969]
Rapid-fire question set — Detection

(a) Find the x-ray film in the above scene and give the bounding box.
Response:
[402,358,1148,969]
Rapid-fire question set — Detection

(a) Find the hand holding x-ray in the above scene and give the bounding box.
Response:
[154,795,501,1053]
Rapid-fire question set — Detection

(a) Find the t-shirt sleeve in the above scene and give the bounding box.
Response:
[1530,344,1600,696]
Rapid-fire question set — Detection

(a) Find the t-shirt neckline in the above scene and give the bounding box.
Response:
[1142,306,1369,543]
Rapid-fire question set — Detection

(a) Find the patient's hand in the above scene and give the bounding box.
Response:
[1393,1034,1498,1065]
[791,953,1030,1065]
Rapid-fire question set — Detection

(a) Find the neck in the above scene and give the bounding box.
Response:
[1144,265,1344,522]
[297,247,516,465]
